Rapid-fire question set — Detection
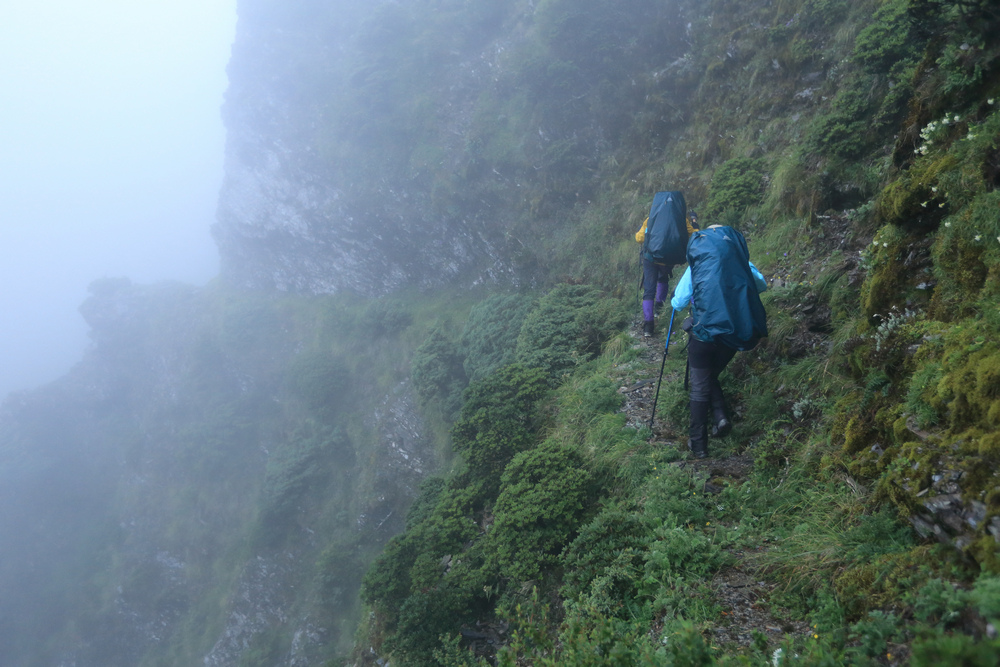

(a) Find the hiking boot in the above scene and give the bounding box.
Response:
[653,301,664,318]
[688,438,707,459]
[711,417,732,438]
[643,320,654,338]
[710,391,731,438]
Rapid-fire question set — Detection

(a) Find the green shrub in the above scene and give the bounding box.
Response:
[450,364,549,483]
[360,299,413,337]
[911,630,1000,667]
[514,284,628,380]
[561,507,652,607]
[460,293,537,384]
[703,157,767,220]
[851,0,917,72]
[846,610,902,661]
[287,350,351,417]
[488,439,592,583]
[254,425,347,546]
[909,578,971,628]
[411,326,468,418]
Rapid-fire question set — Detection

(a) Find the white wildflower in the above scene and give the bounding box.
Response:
[945,222,951,228]
[975,235,982,242]
[939,202,945,208]
[921,201,928,208]
[883,242,889,248]
[773,648,785,667]
[989,98,995,105]
[931,186,938,192]
[954,114,960,122]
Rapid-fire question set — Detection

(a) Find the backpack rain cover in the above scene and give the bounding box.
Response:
[688,226,768,351]
[643,191,688,266]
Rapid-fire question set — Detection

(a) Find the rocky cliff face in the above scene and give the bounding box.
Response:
[213,0,519,295]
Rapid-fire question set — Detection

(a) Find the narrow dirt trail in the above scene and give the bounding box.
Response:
[613,320,811,650]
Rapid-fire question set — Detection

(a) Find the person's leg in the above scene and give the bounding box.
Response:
[654,265,672,316]
[642,259,658,336]
[687,338,715,458]
[708,345,737,437]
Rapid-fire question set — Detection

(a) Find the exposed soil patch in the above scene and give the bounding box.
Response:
[711,558,812,648]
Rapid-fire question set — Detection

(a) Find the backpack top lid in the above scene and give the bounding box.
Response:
[687,226,768,350]
[643,191,688,266]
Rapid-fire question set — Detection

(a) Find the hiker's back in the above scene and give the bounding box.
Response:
[642,191,688,266]
[688,226,767,350]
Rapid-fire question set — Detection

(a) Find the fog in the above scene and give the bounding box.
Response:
[0,0,236,400]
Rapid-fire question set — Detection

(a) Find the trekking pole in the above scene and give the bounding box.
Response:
[648,308,676,430]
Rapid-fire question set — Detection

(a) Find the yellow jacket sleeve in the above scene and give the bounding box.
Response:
[635,217,648,243]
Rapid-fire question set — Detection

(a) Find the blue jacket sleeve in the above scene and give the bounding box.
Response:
[670,267,693,310]
[749,261,767,293]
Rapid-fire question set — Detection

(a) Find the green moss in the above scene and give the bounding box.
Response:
[877,154,959,226]
[860,224,910,316]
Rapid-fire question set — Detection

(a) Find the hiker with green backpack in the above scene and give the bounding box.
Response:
[670,223,768,459]
[635,192,699,337]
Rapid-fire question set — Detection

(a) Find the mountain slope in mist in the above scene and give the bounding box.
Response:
[1,0,999,665]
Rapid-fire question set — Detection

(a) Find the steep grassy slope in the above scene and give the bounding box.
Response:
[352,0,1000,665]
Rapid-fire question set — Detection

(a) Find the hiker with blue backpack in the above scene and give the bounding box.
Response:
[635,192,699,338]
[670,223,768,459]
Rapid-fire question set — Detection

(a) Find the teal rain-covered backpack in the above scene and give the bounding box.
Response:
[687,226,767,351]
[642,191,688,266]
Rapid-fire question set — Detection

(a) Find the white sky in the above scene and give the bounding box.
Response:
[0,0,236,399]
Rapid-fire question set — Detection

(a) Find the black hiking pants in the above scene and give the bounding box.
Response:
[687,337,737,406]
[687,337,737,455]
